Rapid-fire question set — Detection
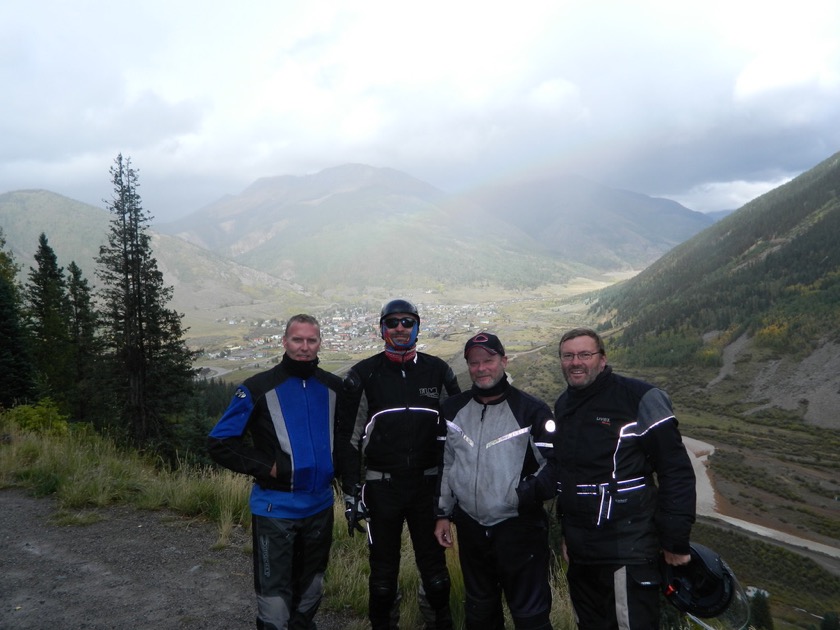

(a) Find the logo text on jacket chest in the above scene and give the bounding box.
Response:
[418,387,440,399]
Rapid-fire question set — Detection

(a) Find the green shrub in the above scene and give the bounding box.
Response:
[2,398,69,436]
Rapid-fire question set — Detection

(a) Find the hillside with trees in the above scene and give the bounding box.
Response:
[591,150,840,367]
[0,156,201,455]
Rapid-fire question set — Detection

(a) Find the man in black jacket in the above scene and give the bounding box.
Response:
[553,328,696,629]
[335,299,461,630]
[208,314,344,630]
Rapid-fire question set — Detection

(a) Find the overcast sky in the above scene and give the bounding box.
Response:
[2,1,839,222]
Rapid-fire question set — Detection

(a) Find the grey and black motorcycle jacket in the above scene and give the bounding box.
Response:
[436,382,556,527]
[553,366,696,565]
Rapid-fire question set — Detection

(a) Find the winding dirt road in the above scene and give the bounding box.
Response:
[683,436,840,569]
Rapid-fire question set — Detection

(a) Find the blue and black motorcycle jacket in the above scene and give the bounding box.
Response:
[208,355,344,519]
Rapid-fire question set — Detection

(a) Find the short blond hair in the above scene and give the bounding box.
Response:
[284,314,320,336]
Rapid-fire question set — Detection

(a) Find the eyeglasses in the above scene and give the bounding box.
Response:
[384,317,417,329]
[559,350,602,362]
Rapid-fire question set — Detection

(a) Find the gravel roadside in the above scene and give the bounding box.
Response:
[0,488,349,630]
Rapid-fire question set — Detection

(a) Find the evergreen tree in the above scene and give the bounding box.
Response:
[0,275,36,408]
[822,611,839,630]
[66,261,102,423]
[0,231,36,408]
[24,233,74,408]
[0,227,20,291]
[95,154,196,448]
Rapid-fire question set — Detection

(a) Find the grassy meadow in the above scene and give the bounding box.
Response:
[0,406,576,630]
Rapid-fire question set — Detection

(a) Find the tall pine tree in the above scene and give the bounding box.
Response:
[24,233,74,408]
[95,154,195,448]
[66,261,102,423]
[0,227,21,291]
[0,228,36,408]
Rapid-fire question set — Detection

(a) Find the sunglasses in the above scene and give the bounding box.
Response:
[384,317,417,329]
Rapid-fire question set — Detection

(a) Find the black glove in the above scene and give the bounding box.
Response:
[344,484,368,536]
[516,474,536,513]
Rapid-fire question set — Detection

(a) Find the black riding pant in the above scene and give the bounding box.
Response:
[453,506,553,630]
[252,506,333,630]
[565,561,660,630]
[364,471,451,629]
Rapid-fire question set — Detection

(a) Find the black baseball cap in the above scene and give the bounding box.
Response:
[464,332,505,358]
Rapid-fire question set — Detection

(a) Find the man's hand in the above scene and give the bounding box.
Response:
[344,485,367,537]
[434,518,453,548]
[662,550,691,566]
[344,499,366,535]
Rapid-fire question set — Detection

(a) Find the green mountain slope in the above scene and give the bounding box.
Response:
[0,190,312,338]
[453,173,713,271]
[592,150,840,364]
[0,190,110,281]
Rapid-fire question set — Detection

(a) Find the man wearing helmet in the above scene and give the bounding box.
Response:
[552,328,697,629]
[336,299,461,630]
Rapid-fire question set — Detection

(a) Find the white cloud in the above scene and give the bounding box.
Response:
[1,0,839,220]
[669,177,795,214]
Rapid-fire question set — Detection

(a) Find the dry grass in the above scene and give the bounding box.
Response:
[1,410,578,629]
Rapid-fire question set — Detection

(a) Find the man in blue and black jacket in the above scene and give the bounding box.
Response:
[208,314,345,630]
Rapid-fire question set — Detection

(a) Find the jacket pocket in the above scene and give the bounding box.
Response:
[626,562,661,590]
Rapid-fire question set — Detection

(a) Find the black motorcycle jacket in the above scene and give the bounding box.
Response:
[335,351,461,495]
[553,366,696,564]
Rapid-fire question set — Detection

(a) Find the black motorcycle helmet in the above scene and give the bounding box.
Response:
[661,542,735,618]
[379,299,420,325]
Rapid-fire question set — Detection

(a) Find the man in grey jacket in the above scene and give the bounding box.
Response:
[434,332,556,630]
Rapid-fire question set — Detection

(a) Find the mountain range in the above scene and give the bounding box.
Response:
[0,165,715,323]
[588,149,840,432]
[597,148,840,360]
[155,164,715,292]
